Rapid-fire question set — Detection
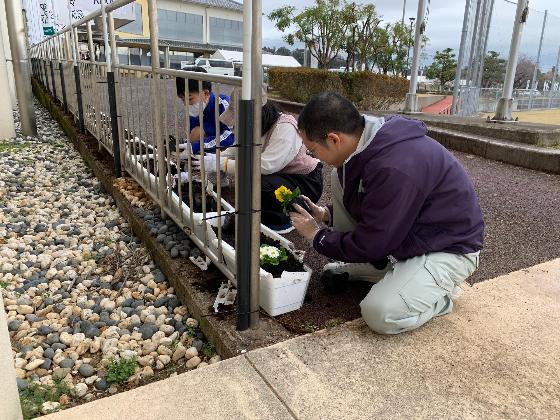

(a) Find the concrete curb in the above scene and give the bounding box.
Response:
[0,295,24,420]
[270,98,560,174]
[32,79,295,359]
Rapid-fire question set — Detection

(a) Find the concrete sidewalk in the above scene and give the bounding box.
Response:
[42,258,560,420]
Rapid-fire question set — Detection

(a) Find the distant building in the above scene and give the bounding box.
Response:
[116,0,243,68]
[24,0,244,70]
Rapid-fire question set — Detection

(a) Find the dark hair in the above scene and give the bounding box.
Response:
[175,66,211,97]
[261,101,281,136]
[297,91,364,143]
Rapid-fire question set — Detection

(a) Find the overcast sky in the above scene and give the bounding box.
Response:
[253,0,560,69]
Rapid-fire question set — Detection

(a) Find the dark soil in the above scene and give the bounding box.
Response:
[260,233,305,277]
[276,153,560,333]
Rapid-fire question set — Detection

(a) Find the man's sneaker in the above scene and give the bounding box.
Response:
[268,223,295,234]
[322,261,389,283]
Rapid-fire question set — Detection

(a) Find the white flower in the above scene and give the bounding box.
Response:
[260,245,280,261]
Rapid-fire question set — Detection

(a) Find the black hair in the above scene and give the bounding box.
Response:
[261,101,281,136]
[297,91,364,143]
[175,66,211,97]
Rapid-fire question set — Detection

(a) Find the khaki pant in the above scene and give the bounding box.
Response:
[330,169,479,334]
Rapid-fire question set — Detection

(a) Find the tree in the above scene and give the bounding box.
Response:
[292,48,305,65]
[482,51,506,88]
[263,46,276,54]
[514,56,536,89]
[425,48,457,91]
[275,47,292,56]
[268,0,351,69]
[349,3,381,71]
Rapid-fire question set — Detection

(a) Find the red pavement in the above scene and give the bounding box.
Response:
[422,96,453,114]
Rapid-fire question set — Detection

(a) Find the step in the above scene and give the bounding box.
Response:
[428,125,560,174]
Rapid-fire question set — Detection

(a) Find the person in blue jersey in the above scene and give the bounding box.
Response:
[175,67,234,154]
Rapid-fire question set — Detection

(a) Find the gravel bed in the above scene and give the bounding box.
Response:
[0,104,220,417]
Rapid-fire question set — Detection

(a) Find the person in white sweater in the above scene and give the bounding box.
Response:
[195,96,323,233]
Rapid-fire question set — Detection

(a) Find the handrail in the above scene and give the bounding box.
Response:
[31,0,136,45]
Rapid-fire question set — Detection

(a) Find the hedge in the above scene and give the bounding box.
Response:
[268,67,408,110]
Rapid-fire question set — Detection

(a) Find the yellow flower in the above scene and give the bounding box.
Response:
[274,185,291,203]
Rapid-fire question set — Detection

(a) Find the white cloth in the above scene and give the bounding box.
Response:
[260,120,301,175]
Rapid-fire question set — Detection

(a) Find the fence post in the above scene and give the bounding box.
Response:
[59,35,68,113]
[147,0,167,217]
[101,4,122,177]
[249,0,262,329]
[49,39,57,101]
[72,26,85,133]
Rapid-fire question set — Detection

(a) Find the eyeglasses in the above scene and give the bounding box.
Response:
[305,146,317,158]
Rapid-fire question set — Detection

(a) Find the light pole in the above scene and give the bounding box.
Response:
[406,17,415,78]
[493,0,529,121]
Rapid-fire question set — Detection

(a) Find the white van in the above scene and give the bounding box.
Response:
[194,58,235,76]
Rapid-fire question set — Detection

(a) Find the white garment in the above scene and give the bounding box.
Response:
[218,117,302,175]
[260,120,301,175]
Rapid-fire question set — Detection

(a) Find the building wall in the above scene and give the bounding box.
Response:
[115,0,243,46]
[116,0,150,38]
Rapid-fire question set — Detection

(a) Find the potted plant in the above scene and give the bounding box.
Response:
[274,186,311,214]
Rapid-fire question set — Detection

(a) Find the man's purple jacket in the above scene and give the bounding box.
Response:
[313,115,485,262]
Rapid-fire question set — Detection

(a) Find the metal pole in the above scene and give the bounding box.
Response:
[452,0,472,114]
[494,0,529,121]
[529,10,547,110]
[237,0,253,331]
[401,0,407,25]
[476,0,495,88]
[147,0,166,216]
[548,45,560,108]
[50,39,57,100]
[0,24,16,139]
[87,21,95,61]
[466,0,482,87]
[5,0,37,135]
[59,35,69,113]
[471,0,489,86]
[403,0,427,113]
[102,5,121,177]
[69,4,85,133]
[164,46,170,68]
[249,0,262,329]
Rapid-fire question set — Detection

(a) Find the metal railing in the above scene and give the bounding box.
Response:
[29,0,263,330]
[456,86,560,116]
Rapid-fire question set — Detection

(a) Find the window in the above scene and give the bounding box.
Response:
[209,60,233,68]
[119,4,143,35]
[209,17,243,46]
[157,9,203,42]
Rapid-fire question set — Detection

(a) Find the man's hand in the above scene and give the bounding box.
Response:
[290,204,321,242]
[300,195,330,224]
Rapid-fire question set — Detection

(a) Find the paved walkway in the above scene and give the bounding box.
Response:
[421,96,452,114]
[41,258,560,419]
